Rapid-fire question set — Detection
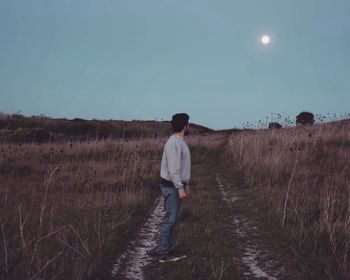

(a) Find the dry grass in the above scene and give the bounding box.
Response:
[224,121,350,278]
[0,137,168,279]
[0,133,225,279]
[3,118,348,279]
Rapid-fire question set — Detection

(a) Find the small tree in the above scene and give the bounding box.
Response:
[268,122,282,129]
[296,111,315,126]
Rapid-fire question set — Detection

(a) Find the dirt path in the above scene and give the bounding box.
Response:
[108,163,302,280]
[110,197,164,280]
[216,173,301,280]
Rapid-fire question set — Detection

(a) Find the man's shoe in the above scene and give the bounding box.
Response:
[158,250,187,263]
[166,248,183,256]
[149,248,167,257]
[158,254,171,263]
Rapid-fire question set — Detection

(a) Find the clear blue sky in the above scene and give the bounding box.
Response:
[1,0,349,129]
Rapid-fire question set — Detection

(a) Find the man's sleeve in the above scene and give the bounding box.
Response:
[166,142,184,192]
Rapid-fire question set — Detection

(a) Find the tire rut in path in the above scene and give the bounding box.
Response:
[216,173,299,280]
[110,197,164,280]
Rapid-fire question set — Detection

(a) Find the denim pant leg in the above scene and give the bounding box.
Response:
[169,200,181,250]
[159,185,180,251]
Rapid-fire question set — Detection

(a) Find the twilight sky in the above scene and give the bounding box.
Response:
[0,0,349,129]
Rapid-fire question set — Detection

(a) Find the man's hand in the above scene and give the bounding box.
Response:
[178,189,187,199]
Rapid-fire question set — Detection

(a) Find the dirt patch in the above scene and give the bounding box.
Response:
[110,197,164,279]
[216,174,300,280]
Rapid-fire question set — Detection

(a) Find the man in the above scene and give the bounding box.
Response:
[152,113,191,262]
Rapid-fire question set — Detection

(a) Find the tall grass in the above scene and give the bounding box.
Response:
[224,120,350,278]
[0,137,168,279]
[0,132,224,279]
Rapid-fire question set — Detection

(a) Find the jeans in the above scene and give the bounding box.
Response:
[159,184,181,252]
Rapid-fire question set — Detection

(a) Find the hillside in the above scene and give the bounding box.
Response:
[0,115,215,142]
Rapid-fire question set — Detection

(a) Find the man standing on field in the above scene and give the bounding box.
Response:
[152,113,191,262]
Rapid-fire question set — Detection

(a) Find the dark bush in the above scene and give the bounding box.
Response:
[268,122,282,129]
[296,112,315,126]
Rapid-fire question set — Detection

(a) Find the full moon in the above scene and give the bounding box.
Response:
[261,35,270,45]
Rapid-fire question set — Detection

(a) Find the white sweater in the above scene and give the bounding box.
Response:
[160,134,191,192]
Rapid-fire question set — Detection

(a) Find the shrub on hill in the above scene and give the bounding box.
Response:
[296,112,315,126]
[268,122,282,129]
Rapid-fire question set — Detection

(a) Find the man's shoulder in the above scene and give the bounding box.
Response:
[165,135,182,149]
[165,134,176,144]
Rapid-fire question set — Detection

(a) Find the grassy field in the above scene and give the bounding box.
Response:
[0,118,349,279]
[0,137,166,279]
[222,120,350,279]
[0,132,225,279]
